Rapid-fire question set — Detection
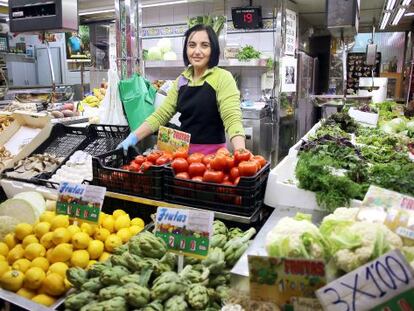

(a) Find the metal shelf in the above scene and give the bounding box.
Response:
[144,59,269,69]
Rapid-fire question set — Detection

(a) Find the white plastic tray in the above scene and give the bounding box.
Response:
[288,121,322,157]
[0,179,58,200]
[348,107,378,127]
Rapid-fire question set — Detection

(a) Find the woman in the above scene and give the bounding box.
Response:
[118,24,245,154]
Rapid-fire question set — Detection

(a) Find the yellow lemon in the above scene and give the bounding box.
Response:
[87,240,104,260]
[129,225,143,236]
[45,248,54,263]
[94,228,110,242]
[12,258,31,273]
[87,260,97,269]
[50,215,69,231]
[24,243,46,261]
[0,260,10,276]
[51,228,71,245]
[112,209,127,219]
[40,232,54,249]
[114,215,130,232]
[40,211,55,223]
[30,257,49,272]
[7,244,24,264]
[104,234,122,252]
[99,251,111,262]
[24,267,46,289]
[14,223,33,241]
[102,216,115,233]
[33,222,51,239]
[48,262,68,278]
[22,235,39,249]
[64,277,72,290]
[42,272,65,296]
[0,269,24,291]
[72,232,90,249]
[116,228,131,243]
[70,250,90,268]
[16,287,36,299]
[50,244,73,263]
[0,242,9,257]
[4,233,18,249]
[98,213,107,226]
[67,224,81,237]
[32,293,56,306]
[80,223,96,236]
[130,217,145,228]
[0,255,5,261]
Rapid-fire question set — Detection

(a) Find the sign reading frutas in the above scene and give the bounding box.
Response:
[248,256,326,307]
[56,182,106,223]
[316,250,414,311]
[157,126,190,153]
[154,207,213,258]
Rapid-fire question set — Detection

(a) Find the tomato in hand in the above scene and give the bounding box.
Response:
[187,152,204,164]
[216,147,231,156]
[171,158,189,174]
[191,176,203,182]
[147,150,163,163]
[134,155,146,165]
[230,167,240,181]
[188,162,206,178]
[225,156,235,170]
[173,147,188,159]
[234,149,252,164]
[252,155,266,168]
[238,160,258,177]
[210,154,227,171]
[203,170,224,183]
[176,172,190,179]
[202,154,215,166]
[140,161,153,172]
[155,155,171,166]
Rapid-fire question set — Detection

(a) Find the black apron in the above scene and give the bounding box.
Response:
[177,82,226,144]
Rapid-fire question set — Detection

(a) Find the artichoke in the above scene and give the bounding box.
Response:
[138,300,164,311]
[213,220,228,236]
[186,283,209,310]
[160,252,177,269]
[98,285,128,300]
[113,243,129,255]
[125,283,151,308]
[88,261,112,278]
[210,234,227,249]
[65,291,96,310]
[67,267,89,289]
[100,266,130,286]
[111,253,130,269]
[208,271,230,287]
[224,228,256,267]
[81,277,104,293]
[120,273,141,285]
[216,285,230,301]
[164,295,188,311]
[202,247,226,274]
[124,252,146,272]
[179,264,209,284]
[151,271,188,301]
[184,256,201,265]
[227,227,244,240]
[83,297,128,311]
[133,231,167,259]
[80,300,103,311]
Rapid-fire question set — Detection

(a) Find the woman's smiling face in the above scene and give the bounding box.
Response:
[186,30,211,71]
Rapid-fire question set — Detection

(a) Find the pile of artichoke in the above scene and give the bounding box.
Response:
[64,221,256,311]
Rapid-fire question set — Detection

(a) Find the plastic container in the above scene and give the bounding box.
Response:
[91,148,164,200]
[83,124,130,156]
[163,163,270,216]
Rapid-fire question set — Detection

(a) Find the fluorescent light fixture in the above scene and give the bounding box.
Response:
[405,12,414,16]
[386,0,396,11]
[380,12,391,29]
[402,0,412,6]
[141,0,187,8]
[392,7,406,25]
[0,0,7,5]
[79,9,115,16]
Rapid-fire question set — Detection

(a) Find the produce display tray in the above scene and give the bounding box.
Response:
[83,124,130,156]
[163,163,270,217]
[92,148,164,200]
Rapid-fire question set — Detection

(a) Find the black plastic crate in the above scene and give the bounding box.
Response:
[91,148,164,200]
[83,124,130,156]
[164,162,270,216]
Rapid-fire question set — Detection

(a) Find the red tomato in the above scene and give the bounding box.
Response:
[216,147,231,156]
[188,162,206,178]
[234,149,252,164]
[203,170,224,183]
[234,196,242,205]
[129,162,141,172]
[191,176,204,182]
[225,156,235,170]
[223,174,231,182]
[134,155,146,165]
[230,167,240,181]
[171,158,189,174]
[187,152,204,164]
[155,155,171,166]
[173,148,188,159]
[210,154,227,171]
[176,172,190,179]
[238,161,258,177]
[121,165,130,170]
[202,154,215,166]
[251,158,261,171]
[140,161,153,172]
[147,151,163,163]
[233,176,240,185]
[252,155,266,168]
[221,180,233,186]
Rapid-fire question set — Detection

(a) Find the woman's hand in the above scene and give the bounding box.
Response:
[117,132,139,154]
[231,135,246,150]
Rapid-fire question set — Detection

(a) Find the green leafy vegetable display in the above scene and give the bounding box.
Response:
[236,45,261,61]
[187,15,226,36]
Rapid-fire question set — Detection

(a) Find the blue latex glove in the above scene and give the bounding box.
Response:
[117,132,139,154]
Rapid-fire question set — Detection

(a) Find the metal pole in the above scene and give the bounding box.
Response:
[44,39,56,102]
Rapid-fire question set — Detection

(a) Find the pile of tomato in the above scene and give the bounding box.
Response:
[121,150,173,173]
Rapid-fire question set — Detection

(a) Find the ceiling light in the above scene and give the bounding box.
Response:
[380,12,391,29]
[386,0,397,11]
[405,12,414,16]
[141,0,187,8]
[402,0,412,6]
[392,7,406,25]
[79,9,115,16]
[0,0,7,6]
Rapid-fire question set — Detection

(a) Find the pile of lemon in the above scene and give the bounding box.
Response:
[0,209,144,306]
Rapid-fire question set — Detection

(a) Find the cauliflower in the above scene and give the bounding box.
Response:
[0,216,20,240]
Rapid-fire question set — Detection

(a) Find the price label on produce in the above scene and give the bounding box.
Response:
[316,250,414,311]
[157,126,191,153]
[56,182,106,223]
[154,207,213,258]
[248,256,326,308]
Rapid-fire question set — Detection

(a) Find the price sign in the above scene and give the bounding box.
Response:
[157,126,190,153]
[316,250,414,311]
[248,256,326,307]
[154,207,213,258]
[56,182,106,223]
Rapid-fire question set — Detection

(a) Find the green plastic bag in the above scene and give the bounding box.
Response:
[119,73,157,130]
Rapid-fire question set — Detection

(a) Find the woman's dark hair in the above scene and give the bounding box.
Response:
[183,24,220,68]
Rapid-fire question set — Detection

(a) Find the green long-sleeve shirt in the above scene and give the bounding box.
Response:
[145,66,245,140]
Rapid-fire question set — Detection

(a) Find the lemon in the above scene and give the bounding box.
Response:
[30,257,49,272]
[0,255,5,261]
[32,294,56,306]
[67,224,81,237]
[40,232,54,249]
[52,228,71,245]
[4,233,18,249]
[12,258,31,273]
[130,217,145,228]
[46,248,54,263]
[40,211,55,223]
[104,234,122,252]
[87,260,97,268]
[7,244,24,264]
[102,216,115,233]
[33,222,51,239]
[112,209,127,219]
[87,240,104,260]
[0,269,24,291]
[94,228,110,242]
[14,223,33,241]
[0,242,9,257]
[70,250,90,268]
[42,272,65,296]
[64,277,72,290]
[114,215,130,231]
[24,243,46,261]
[17,287,36,299]
[50,243,73,263]
[99,251,111,262]
[22,235,39,249]
[48,262,68,278]
[98,213,106,226]
[80,223,97,236]
[72,232,90,249]
[50,215,69,230]
[116,228,132,243]
[0,260,9,276]
[129,225,143,236]
[24,267,46,289]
